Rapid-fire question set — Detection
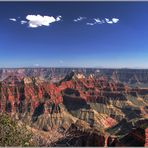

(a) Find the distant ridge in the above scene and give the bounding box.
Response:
[0,67,148,70]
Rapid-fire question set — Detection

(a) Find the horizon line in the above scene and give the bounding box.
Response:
[0,66,148,70]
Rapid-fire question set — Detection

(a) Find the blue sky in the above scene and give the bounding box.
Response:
[0,2,148,68]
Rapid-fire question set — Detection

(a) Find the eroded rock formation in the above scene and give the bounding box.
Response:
[0,68,147,146]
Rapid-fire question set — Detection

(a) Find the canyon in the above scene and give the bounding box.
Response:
[0,68,147,146]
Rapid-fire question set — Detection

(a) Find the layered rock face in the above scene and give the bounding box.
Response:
[0,68,148,146]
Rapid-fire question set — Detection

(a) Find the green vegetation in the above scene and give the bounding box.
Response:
[140,123,148,129]
[0,113,34,146]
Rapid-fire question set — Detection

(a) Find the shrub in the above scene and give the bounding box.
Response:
[0,113,34,146]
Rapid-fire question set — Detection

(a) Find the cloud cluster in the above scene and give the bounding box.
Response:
[73,16,119,26]
[74,16,86,22]
[9,15,119,28]
[86,18,119,26]
[26,15,62,28]
[105,18,119,24]
[9,14,62,28]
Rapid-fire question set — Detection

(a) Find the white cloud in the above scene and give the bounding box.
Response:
[21,20,27,24]
[112,18,119,23]
[105,18,119,24]
[74,16,86,22]
[26,14,62,28]
[86,22,96,26]
[94,18,102,24]
[56,15,62,21]
[86,18,102,26]
[87,17,119,26]
[73,16,119,25]
[9,18,16,22]
[105,18,113,24]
